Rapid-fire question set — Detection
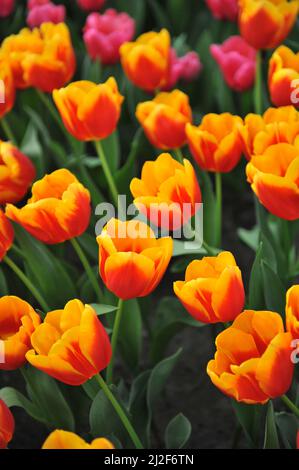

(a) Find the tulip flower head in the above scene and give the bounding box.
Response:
[1,22,76,92]
[6,169,91,244]
[53,77,124,141]
[0,399,14,449]
[97,218,173,300]
[174,251,245,324]
[0,296,41,370]
[206,0,238,21]
[27,2,66,28]
[163,49,202,90]
[210,36,256,92]
[130,153,201,231]
[207,310,294,403]
[0,209,14,261]
[239,0,299,50]
[240,106,299,159]
[77,0,105,11]
[269,46,299,107]
[186,113,243,172]
[83,9,135,65]
[286,285,299,338]
[0,0,14,18]
[246,143,299,220]
[120,29,171,92]
[136,90,192,150]
[26,299,112,385]
[0,60,15,119]
[0,141,36,204]
[42,430,114,449]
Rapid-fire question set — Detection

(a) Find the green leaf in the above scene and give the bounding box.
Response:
[115,128,144,197]
[275,412,298,449]
[197,170,217,246]
[232,401,265,448]
[129,370,152,442]
[22,367,75,431]
[20,122,45,178]
[0,267,8,295]
[90,303,118,316]
[0,387,42,423]
[146,0,172,30]
[238,226,259,252]
[165,413,192,449]
[248,243,265,310]
[167,0,189,34]
[82,55,102,82]
[119,299,142,372]
[101,131,120,173]
[261,261,285,316]
[172,240,206,257]
[263,402,280,449]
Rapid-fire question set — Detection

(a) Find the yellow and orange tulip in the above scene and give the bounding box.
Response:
[136,90,192,150]
[246,143,299,220]
[0,209,14,261]
[26,299,112,386]
[1,23,76,92]
[97,218,173,300]
[174,251,245,324]
[0,141,36,204]
[240,106,299,159]
[42,430,114,450]
[268,46,299,107]
[186,113,243,172]
[286,285,299,338]
[6,169,91,244]
[130,153,201,231]
[0,399,14,449]
[0,60,15,119]
[53,77,124,141]
[120,29,170,92]
[239,0,299,50]
[207,309,294,403]
[0,296,40,370]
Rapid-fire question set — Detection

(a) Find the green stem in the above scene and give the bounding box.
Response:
[1,117,16,144]
[95,374,143,449]
[202,240,218,256]
[215,172,222,248]
[94,140,119,207]
[254,50,263,115]
[281,395,299,419]
[174,148,184,164]
[4,256,49,312]
[70,238,102,302]
[106,298,124,385]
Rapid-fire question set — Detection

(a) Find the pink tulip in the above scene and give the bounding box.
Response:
[27,2,65,27]
[163,49,202,90]
[83,9,135,65]
[210,36,256,92]
[28,0,49,9]
[77,0,105,11]
[0,0,14,17]
[206,0,238,22]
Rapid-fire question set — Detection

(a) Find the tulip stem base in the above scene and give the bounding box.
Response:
[94,140,119,207]
[174,148,184,164]
[281,394,299,419]
[215,172,222,248]
[254,50,263,115]
[70,238,102,302]
[4,255,50,312]
[95,373,143,449]
[1,117,16,144]
[106,298,124,385]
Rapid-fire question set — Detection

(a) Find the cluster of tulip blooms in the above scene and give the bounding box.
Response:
[0,0,299,451]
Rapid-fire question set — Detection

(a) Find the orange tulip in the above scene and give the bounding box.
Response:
[0,296,40,370]
[130,153,201,231]
[239,0,299,50]
[97,218,173,300]
[246,143,299,220]
[174,251,245,324]
[53,77,124,141]
[186,113,243,172]
[6,168,91,244]
[42,430,114,449]
[240,106,299,159]
[268,46,299,107]
[0,209,14,261]
[207,310,294,404]
[26,299,112,386]
[0,141,36,204]
[136,90,192,150]
[1,23,75,92]
[286,285,299,338]
[0,60,15,119]
[120,29,170,92]
[0,399,14,449]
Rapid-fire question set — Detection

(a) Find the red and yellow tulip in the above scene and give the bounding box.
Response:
[268,46,299,107]
[42,430,114,449]
[286,285,299,338]
[0,399,14,449]
[0,209,14,261]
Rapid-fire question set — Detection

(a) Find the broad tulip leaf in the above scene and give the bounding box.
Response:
[165,413,192,449]
[263,402,280,449]
[90,303,118,316]
[0,387,43,423]
[119,299,143,372]
[232,401,266,448]
[275,412,298,449]
[261,261,285,316]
